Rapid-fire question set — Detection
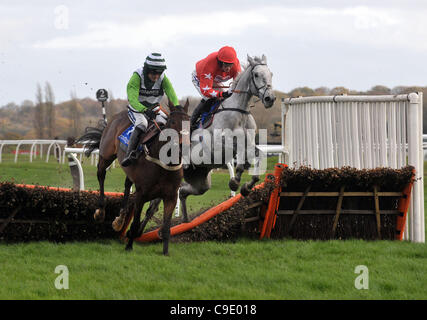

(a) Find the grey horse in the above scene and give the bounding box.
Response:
[179,54,276,222]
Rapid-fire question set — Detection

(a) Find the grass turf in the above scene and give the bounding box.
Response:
[0,239,426,300]
[0,153,426,299]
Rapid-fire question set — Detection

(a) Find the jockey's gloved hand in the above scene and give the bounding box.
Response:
[144,109,157,120]
[221,91,232,99]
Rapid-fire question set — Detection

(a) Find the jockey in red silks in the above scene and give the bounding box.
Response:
[190,46,242,130]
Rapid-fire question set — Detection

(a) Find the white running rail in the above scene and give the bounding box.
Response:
[0,139,67,163]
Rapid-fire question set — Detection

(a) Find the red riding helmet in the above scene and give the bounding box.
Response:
[217,46,237,64]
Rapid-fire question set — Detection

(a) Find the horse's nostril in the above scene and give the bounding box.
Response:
[265,97,271,102]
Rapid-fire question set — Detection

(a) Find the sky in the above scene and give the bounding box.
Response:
[1,0,427,106]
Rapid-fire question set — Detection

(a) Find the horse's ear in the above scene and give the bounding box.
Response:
[247,54,255,66]
[261,54,267,64]
[184,98,189,114]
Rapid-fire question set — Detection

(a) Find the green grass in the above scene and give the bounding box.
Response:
[0,153,426,299]
[0,239,425,299]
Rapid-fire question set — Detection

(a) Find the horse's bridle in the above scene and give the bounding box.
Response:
[168,109,190,136]
[248,63,272,102]
[233,63,271,101]
[213,64,272,116]
[142,108,189,170]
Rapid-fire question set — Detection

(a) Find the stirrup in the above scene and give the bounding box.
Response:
[121,150,138,167]
[190,119,201,131]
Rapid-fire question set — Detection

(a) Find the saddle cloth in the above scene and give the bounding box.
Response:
[198,100,221,129]
[118,122,160,152]
[118,125,137,151]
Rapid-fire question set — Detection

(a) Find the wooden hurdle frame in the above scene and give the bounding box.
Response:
[258,164,415,241]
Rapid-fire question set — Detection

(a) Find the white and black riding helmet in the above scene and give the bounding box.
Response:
[144,53,167,73]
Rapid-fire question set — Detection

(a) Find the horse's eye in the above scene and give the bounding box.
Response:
[254,73,259,78]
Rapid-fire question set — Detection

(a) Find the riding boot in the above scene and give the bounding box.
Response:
[121,126,144,167]
[190,99,208,131]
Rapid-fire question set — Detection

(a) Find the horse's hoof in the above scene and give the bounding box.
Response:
[229,178,240,191]
[93,209,105,222]
[112,216,124,232]
[182,217,189,223]
[157,229,163,240]
[125,237,133,251]
[240,184,251,197]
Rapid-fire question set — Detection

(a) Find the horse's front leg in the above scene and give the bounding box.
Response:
[241,156,261,197]
[240,128,264,197]
[240,172,260,197]
[178,182,195,223]
[112,176,133,231]
[125,191,146,251]
[94,156,114,222]
[228,163,244,192]
[179,171,212,223]
[137,198,161,236]
[160,195,178,256]
[228,129,247,192]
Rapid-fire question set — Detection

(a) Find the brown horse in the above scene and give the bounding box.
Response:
[77,100,190,254]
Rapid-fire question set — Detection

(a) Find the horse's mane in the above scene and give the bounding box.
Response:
[171,105,185,114]
[231,55,264,91]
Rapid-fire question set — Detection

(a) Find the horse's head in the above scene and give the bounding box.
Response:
[247,55,276,108]
[166,99,190,145]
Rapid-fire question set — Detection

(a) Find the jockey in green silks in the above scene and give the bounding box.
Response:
[121,52,180,167]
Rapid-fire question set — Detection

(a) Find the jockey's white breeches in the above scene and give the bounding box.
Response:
[128,106,167,130]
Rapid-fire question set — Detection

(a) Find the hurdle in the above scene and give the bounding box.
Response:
[280,93,424,243]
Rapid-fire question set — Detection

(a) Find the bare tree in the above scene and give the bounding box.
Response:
[106,89,125,119]
[105,89,115,120]
[70,90,83,136]
[368,85,391,95]
[330,86,350,95]
[34,83,45,138]
[44,82,56,138]
[314,87,330,96]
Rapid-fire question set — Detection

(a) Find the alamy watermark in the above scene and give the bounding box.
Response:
[354,265,369,290]
[54,5,69,30]
[54,265,69,290]
[157,124,268,175]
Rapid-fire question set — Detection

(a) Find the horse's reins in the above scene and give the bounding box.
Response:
[213,63,270,114]
[144,109,189,171]
[248,63,271,103]
[213,85,249,95]
[152,118,163,132]
[144,151,182,171]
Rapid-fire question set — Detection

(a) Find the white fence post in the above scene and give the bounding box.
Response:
[407,93,424,243]
[65,150,85,190]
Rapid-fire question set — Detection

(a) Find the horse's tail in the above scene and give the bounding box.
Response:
[76,119,107,157]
